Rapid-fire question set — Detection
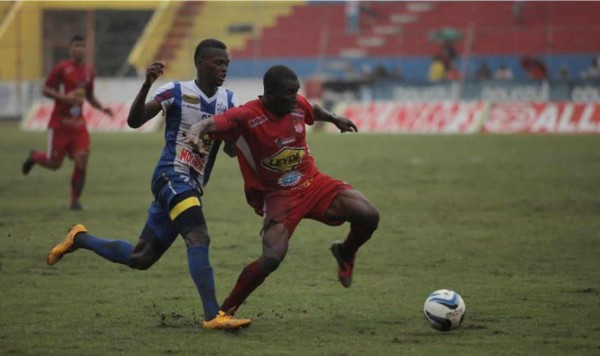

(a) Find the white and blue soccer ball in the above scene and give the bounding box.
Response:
[423,289,466,331]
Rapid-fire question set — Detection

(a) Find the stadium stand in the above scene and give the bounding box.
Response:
[154,1,300,79]
[231,1,600,59]
[222,1,600,79]
[0,1,14,23]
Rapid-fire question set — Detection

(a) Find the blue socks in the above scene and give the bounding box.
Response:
[75,233,134,265]
[74,234,219,320]
[187,245,219,320]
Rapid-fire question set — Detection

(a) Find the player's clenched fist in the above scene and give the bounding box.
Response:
[145,62,165,86]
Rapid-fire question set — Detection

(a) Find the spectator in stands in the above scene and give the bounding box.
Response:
[493,65,513,80]
[580,58,600,80]
[440,40,458,70]
[345,1,360,34]
[360,63,374,83]
[558,65,571,81]
[428,55,446,82]
[373,64,391,80]
[345,1,377,34]
[359,2,378,24]
[521,56,547,80]
[445,63,462,81]
[512,1,524,24]
[342,62,361,81]
[390,65,403,81]
[474,62,492,80]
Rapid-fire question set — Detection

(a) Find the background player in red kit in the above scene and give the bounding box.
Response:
[185,65,380,323]
[22,35,113,210]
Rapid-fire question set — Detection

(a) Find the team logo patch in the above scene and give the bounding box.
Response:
[217,102,228,114]
[278,170,303,187]
[294,122,304,133]
[182,94,201,104]
[262,147,306,172]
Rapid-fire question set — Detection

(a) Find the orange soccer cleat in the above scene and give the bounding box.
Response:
[47,224,87,265]
[202,311,252,330]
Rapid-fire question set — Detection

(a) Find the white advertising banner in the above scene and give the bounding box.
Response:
[336,102,600,134]
[17,78,262,131]
[20,100,162,132]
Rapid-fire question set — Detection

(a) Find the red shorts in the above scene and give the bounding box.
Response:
[47,125,90,161]
[262,172,353,236]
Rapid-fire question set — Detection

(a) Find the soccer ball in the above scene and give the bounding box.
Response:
[423,289,466,331]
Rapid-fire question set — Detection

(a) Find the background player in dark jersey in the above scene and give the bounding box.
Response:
[46,39,250,330]
[185,65,380,323]
[22,35,113,210]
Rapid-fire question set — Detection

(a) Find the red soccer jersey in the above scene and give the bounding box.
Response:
[44,59,95,128]
[214,95,318,193]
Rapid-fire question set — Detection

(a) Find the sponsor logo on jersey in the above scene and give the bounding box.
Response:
[182,94,201,104]
[275,136,296,147]
[262,147,306,172]
[278,170,303,187]
[183,103,201,111]
[249,115,268,128]
[178,147,205,173]
[291,109,304,118]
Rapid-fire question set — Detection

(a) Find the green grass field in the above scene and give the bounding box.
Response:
[1,123,599,355]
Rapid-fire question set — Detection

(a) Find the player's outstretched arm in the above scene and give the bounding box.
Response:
[313,103,358,133]
[86,93,113,117]
[127,62,164,128]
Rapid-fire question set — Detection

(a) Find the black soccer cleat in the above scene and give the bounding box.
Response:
[330,241,355,288]
[22,150,35,175]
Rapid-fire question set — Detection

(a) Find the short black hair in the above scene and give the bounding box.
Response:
[70,35,85,44]
[263,65,298,91]
[194,39,227,63]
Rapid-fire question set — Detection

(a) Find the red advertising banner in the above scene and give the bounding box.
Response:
[483,102,600,133]
[336,102,600,134]
[21,101,162,133]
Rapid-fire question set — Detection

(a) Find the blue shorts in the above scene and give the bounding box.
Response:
[143,172,204,252]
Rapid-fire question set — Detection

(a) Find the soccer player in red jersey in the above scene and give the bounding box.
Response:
[22,35,113,210]
[185,65,380,321]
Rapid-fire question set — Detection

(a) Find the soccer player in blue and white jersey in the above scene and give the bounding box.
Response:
[46,39,251,330]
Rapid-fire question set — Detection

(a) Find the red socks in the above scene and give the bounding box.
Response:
[341,224,373,258]
[31,151,48,166]
[71,167,86,205]
[220,260,268,313]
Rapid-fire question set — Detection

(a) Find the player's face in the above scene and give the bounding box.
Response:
[268,78,300,116]
[70,40,86,63]
[197,48,230,87]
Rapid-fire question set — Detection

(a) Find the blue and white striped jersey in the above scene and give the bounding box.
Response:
[150,80,238,194]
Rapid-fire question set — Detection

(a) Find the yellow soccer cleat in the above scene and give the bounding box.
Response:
[47,224,87,265]
[202,311,252,330]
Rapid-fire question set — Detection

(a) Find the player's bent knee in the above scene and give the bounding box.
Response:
[260,255,282,273]
[129,238,161,270]
[183,228,211,247]
[129,254,156,270]
[47,160,63,170]
[170,192,209,245]
[365,207,380,231]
